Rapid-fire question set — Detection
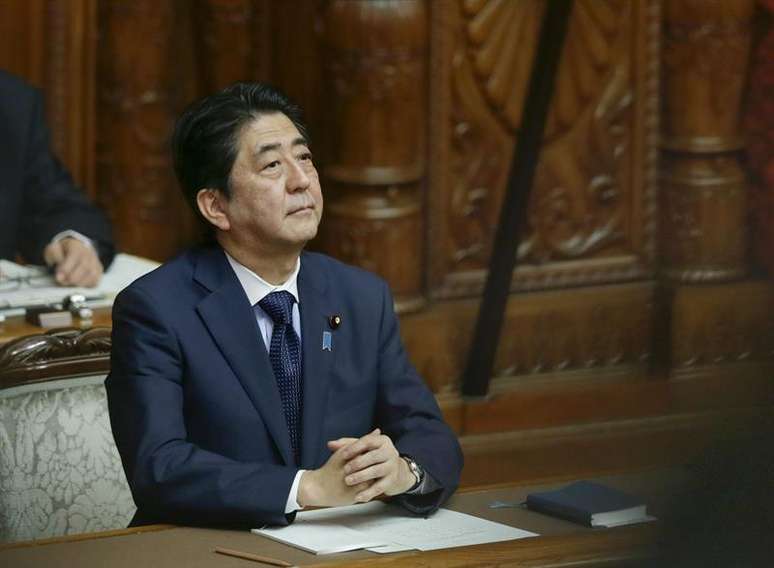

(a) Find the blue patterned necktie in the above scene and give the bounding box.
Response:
[258,291,302,464]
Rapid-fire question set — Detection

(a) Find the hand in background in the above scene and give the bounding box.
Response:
[337,428,415,503]
[44,237,103,287]
[297,437,373,508]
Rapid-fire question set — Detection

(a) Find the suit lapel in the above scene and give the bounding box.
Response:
[298,253,335,468]
[193,247,294,466]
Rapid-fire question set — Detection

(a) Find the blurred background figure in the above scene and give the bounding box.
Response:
[0,70,114,287]
[650,422,774,567]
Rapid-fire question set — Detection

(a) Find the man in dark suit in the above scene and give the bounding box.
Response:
[106,82,462,527]
[0,70,114,286]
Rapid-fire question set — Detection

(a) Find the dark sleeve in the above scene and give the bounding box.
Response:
[373,279,464,515]
[18,89,115,267]
[105,285,298,527]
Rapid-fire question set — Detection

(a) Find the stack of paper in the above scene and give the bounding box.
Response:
[0,254,159,315]
[252,502,537,555]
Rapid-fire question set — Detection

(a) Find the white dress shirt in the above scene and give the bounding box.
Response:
[225,252,305,513]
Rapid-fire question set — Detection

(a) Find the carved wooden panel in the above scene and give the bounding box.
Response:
[320,0,428,312]
[660,0,755,281]
[400,282,653,394]
[428,0,659,299]
[670,281,774,372]
[194,0,261,92]
[96,0,200,260]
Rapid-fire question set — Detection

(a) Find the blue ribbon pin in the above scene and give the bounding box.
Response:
[322,331,333,351]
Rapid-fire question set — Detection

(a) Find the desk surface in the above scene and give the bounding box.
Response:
[0,469,684,568]
[0,309,112,344]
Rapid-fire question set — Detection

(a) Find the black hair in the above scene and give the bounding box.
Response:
[171,82,309,225]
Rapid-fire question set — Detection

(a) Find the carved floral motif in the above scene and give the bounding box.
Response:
[463,0,625,138]
[448,0,634,271]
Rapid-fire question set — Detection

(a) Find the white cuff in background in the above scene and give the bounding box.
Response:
[50,230,95,251]
[285,470,306,513]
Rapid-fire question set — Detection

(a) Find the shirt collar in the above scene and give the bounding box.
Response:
[225,251,300,307]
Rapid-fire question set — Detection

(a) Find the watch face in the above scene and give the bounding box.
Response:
[404,457,423,490]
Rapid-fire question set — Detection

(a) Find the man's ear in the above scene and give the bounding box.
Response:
[196,188,230,231]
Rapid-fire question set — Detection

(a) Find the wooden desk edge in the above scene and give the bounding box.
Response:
[0,524,176,551]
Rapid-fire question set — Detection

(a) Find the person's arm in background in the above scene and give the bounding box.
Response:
[18,86,115,283]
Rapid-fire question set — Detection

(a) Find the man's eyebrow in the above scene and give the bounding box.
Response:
[254,137,309,156]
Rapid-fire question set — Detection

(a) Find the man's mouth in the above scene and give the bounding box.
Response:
[288,204,314,215]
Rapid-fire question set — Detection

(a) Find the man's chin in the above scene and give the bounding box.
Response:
[287,226,319,248]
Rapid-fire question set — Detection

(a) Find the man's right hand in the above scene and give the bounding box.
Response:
[297,438,373,508]
[43,237,103,287]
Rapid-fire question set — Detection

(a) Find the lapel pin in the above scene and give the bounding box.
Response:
[322,331,333,351]
[328,314,342,329]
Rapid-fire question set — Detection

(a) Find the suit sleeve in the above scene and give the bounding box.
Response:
[374,279,464,514]
[106,285,297,527]
[19,89,115,268]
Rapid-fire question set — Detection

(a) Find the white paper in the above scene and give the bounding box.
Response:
[366,543,416,554]
[0,254,159,312]
[252,519,387,554]
[252,501,537,555]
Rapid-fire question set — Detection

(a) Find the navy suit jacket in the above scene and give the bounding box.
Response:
[106,246,462,527]
[0,70,114,266]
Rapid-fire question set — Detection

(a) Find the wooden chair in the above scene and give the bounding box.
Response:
[0,328,135,543]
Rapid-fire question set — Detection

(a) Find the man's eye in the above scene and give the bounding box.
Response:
[262,161,280,171]
[299,152,313,162]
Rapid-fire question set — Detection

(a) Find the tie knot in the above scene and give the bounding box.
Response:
[258,291,296,325]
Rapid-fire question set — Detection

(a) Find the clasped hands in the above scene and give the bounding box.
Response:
[298,428,416,508]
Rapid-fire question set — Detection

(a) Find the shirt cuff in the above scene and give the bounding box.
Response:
[50,230,96,251]
[285,470,306,513]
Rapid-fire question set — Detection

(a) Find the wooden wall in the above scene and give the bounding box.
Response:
[1,0,772,484]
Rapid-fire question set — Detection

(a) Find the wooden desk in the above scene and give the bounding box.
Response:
[0,308,111,345]
[0,470,685,568]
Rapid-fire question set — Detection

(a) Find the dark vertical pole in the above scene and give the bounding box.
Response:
[461,0,574,397]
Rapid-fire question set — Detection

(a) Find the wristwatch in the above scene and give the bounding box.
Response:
[401,455,425,493]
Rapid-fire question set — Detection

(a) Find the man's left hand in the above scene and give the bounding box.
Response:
[43,237,103,287]
[332,428,416,503]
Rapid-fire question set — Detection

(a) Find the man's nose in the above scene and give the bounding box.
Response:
[286,160,311,192]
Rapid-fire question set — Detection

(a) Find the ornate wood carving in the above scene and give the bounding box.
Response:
[320,0,428,313]
[429,0,658,299]
[660,0,755,281]
[96,0,199,260]
[0,328,111,388]
[401,282,653,394]
[670,281,774,372]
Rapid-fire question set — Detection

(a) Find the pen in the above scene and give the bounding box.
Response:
[213,547,293,567]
